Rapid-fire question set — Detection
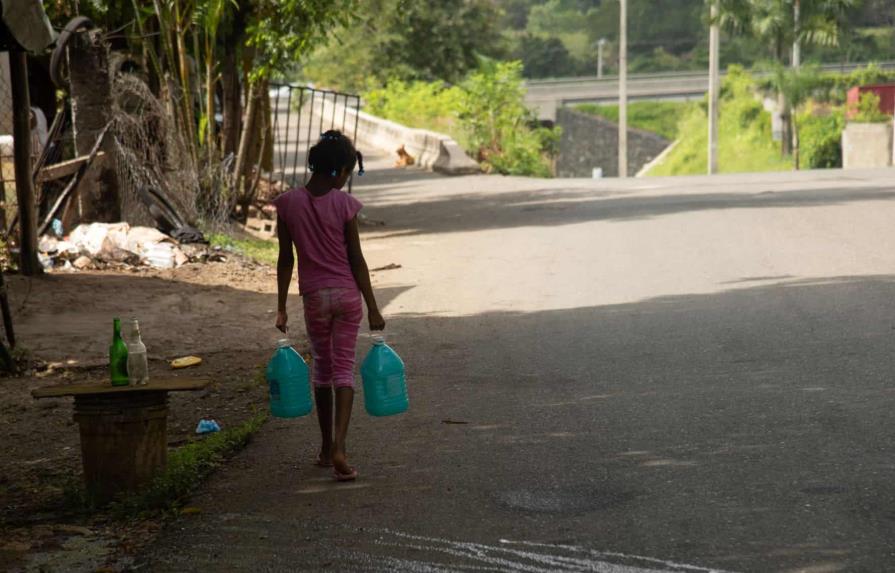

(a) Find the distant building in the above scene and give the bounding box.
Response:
[846,84,895,118]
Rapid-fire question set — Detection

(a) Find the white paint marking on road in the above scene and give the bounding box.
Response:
[498,539,734,573]
[364,529,732,573]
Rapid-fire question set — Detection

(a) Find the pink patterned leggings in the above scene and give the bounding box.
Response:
[302,287,363,389]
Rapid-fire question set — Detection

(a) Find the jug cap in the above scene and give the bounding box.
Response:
[276,338,293,348]
[372,335,385,345]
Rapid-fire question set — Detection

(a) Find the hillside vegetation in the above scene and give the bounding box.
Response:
[647,68,794,176]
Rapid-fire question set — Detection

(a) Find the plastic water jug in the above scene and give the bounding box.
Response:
[266,339,312,418]
[361,335,408,416]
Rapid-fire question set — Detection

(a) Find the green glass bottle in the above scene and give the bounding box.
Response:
[109,318,129,386]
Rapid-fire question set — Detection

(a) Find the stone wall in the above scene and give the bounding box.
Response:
[556,107,670,178]
[841,122,893,168]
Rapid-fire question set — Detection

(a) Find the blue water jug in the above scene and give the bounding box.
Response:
[266,339,312,418]
[361,335,408,416]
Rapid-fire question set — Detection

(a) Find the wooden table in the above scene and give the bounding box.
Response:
[32,378,209,503]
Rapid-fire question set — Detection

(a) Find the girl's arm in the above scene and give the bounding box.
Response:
[276,216,294,332]
[346,217,385,330]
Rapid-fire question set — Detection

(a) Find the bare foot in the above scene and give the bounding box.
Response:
[316,444,333,467]
[332,451,355,478]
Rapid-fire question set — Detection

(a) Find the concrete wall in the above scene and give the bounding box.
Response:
[555,107,670,178]
[842,122,893,169]
[310,98,480,175]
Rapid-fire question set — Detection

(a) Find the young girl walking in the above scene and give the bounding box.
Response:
[274,130,385,482]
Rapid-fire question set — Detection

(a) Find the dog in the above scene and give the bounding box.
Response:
[395,144,416,168]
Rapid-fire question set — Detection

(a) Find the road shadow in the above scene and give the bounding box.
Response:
[132,272,895,573]
[358,184,895,236]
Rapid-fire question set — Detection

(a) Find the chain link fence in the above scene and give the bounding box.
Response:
[0,51,15,225]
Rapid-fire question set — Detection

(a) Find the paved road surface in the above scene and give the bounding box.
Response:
[141,166,895,572]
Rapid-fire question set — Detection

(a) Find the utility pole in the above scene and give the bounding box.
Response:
[597,38,606,79]
[792,0,801,68]
[618,0,628,178]
[708,0,720,174]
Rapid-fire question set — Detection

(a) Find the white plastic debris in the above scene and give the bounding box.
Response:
[51,222,189,270]
[69,222,130,256]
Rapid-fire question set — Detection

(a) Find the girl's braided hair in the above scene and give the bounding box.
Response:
[308,130,365,177]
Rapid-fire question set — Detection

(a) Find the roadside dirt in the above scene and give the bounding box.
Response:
[0,254,300,571]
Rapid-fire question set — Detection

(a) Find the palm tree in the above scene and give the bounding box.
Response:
[717,0,856,156]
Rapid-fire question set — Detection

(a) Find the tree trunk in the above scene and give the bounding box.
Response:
[792,117,800,170]
[233,80,260,222]
[778,93,792,157]
[220,49,240,157]
[68,29,121,223]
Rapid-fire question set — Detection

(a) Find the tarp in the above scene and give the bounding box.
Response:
[1,0,55,53]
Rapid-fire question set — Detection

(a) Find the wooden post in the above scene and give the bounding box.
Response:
[9,50,39,276]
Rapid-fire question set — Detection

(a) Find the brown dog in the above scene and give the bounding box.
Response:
[395,144,416,168]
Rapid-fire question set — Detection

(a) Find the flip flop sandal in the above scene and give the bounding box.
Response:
[315,453,333,468]
[334,467,358,482]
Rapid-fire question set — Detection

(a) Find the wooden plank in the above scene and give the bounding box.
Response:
[32,377,210,399]
[35,151,106,183]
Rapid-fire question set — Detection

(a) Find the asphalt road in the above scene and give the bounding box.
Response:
[140,165,895,572]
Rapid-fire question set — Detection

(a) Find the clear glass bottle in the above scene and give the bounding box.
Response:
[123,319,149,385]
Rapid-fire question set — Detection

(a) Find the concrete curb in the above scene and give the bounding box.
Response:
[311,99,480,176]
[636,139,678,177]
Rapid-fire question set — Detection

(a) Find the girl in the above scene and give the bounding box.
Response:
[274,130,385,482]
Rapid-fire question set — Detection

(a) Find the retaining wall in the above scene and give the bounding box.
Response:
[555,107,670,178]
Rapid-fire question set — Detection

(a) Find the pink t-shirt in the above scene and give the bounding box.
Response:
[273,187,363,295]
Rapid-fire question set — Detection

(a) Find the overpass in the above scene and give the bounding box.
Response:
[525,61,895,120]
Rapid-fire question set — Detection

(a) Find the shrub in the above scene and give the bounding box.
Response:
[798,106,845,169]
[647,67,792,176]
[458,60,559,177]
[365,80,465,145]
[363,60,559,177]
[849,92,891,123]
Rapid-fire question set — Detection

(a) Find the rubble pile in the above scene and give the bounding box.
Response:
[37,222,225,271]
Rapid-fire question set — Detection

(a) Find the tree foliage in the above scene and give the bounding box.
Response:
[301,0,503,91]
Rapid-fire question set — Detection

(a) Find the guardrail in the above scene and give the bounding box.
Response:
[525,61,895,88]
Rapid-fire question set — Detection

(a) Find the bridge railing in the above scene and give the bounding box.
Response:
[269,84,361,190]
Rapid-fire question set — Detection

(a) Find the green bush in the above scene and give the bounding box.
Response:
[798,106,845,169]
[850,92,891,123]
[458,60,559,177]
[648,66,793,176]
[365,80,466,146]
[363,60,559,177]
[801,64,895,105]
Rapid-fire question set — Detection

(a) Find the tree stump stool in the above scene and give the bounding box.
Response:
[32,378,209,503]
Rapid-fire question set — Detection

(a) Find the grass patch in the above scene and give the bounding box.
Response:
[575,101,693,140]
[209,233,278,266]
[106,411,267,517]
[647,67,793,176]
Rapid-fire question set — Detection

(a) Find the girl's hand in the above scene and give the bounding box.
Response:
[368,308,385,331]
[276,310,288,333]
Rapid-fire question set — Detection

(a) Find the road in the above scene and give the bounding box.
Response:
[525,61,895,120]
[141,165,895,572]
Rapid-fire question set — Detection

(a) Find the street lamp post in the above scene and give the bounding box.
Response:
[597,38,606,79]
[618,0,627,178]
[708,0,720,174]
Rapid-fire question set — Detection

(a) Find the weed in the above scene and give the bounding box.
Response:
[208,233,278,266]
[107,411,267,518]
